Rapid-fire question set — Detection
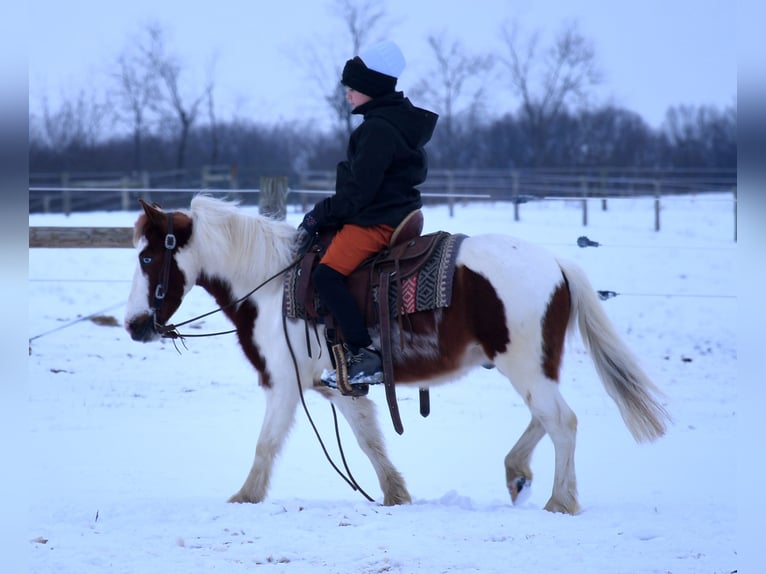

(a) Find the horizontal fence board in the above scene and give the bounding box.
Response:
[30,168,737,215]
[30,227,134,248]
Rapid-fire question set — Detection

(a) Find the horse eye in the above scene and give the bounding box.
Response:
[141,256,153,266]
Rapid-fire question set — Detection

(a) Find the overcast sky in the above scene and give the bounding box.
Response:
[28,0,736,132]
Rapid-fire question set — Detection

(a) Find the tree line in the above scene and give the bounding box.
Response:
[29,0,736,185]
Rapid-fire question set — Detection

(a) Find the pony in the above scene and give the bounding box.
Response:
[124,195,670,514]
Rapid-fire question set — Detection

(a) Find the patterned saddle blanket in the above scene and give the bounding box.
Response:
[283,231,466,325]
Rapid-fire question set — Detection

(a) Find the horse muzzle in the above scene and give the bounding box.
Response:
[126,312,162,343]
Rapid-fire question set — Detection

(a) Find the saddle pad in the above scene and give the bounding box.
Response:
[282,233,467,321]
[381,233,466,317]
[283,257,317,320]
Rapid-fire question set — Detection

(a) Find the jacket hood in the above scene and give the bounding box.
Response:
[354,92,438,148]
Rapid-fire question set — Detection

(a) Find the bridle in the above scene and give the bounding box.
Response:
[148,210,300,341]
[151,212,177,330]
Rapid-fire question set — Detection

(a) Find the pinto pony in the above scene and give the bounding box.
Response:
[124,195,670,514]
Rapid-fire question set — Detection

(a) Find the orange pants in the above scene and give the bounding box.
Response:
[321,223,395,276]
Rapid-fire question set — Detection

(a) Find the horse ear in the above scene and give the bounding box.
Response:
[139,199,166,227]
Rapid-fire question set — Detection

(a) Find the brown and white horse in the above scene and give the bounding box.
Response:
[124,195,670,514]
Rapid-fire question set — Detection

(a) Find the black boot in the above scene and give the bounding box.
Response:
[344,344,383,384]
[321,343,383,394]
[313,264,383,393]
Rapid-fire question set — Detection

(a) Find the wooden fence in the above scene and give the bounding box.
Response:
[29,227,134,248]
[28,171,738,247]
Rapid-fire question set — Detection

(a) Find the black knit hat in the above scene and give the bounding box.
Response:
[341,57,397,98]
[340,40,406,98]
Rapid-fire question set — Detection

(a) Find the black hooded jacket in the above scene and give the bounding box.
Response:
[310,92,438,229]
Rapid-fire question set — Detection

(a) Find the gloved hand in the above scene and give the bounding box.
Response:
[299,211,319,235]
[295,211,319,258]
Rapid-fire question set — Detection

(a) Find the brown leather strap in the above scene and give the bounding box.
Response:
[295,251,319,318]
[378,270,404,435]
[394,258,406,349]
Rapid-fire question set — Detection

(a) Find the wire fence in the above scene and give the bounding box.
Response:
[28,182,737,344]
[30,166,736,212]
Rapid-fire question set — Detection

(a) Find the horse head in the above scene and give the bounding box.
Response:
[124,199,194,342]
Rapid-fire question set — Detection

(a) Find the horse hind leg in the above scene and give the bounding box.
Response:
[528,378,580,514]
[504,416,546,505]
[321,387,411,506]
[500,365,580,514]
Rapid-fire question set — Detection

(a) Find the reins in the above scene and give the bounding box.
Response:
[151,210,302,342]
[159,261,301,341]
[151,213,373,501]
[281,311,374,503]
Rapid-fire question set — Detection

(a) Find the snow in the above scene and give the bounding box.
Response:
[28,194,737,573]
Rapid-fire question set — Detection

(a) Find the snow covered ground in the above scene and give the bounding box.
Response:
[28,194,737,573]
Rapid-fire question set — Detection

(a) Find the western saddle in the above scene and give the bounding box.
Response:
[294,209,447,434]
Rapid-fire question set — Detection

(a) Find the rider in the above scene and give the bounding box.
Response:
[296,40,438,388]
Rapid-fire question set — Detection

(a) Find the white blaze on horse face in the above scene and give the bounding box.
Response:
[124,236,152,329]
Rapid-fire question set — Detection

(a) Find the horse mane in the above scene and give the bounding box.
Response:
[188,194,296,280]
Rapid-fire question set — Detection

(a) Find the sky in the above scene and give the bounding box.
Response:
[28,0,736,133]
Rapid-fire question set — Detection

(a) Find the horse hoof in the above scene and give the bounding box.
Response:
[509,476,532,505]
[228,491,259,504]
[544,498,580,515]
[383,491,413,506]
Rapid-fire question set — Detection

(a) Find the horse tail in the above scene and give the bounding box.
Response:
[557,258,672,443]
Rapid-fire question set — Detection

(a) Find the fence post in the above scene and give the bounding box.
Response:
[580,177,588,226]
[654,180,661,232]
[512,170,520,221]
[447,170,455,218]
[201,165,211,188]
[140,172,151,205]
[121,177,130,211]
[61,172,71,216]
[259,176,288,220]
[229,163,241,204]
[733,186,737,242]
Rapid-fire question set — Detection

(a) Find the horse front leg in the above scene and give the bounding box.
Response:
[228,386,298,504]
[318,387,411,506]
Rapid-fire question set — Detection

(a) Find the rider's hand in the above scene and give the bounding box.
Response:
[295,211,319,258]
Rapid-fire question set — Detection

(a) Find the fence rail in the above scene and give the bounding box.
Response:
[28,167,738,246]
[29,227,134,248]
[30,167,736,215]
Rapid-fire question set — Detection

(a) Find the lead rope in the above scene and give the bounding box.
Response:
[281,311,374,502]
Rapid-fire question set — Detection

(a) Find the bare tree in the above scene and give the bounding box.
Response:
[499,20,601,166]
[142,23,212,172]
[206,82,221,166]
[413,32,494,166]
[112,35,162,173]
[292,0,392,139]
[663,104,737,167]
[328,0,390,136]
[37,90,110,154]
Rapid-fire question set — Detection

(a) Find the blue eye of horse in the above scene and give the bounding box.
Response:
[141,256,152,265]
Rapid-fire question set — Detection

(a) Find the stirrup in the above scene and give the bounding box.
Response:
[321,343,373,397]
